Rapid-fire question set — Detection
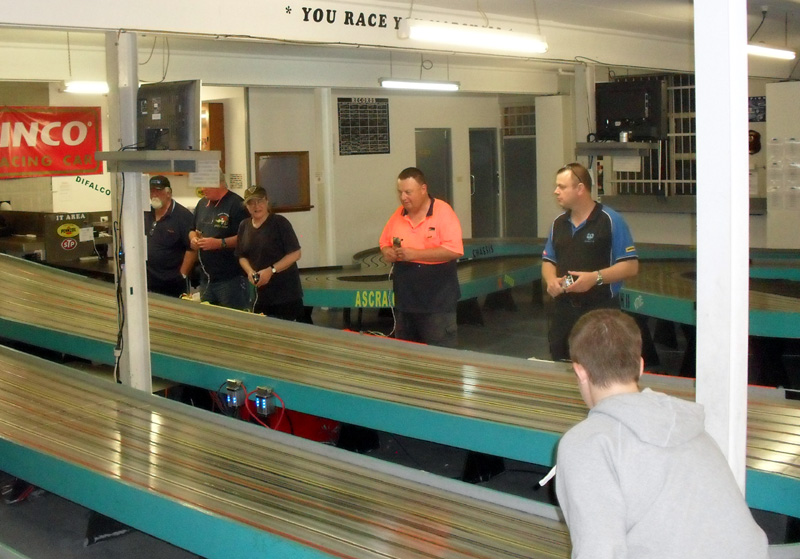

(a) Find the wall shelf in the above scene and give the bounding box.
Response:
[576,141,659,158]
[96,150,220,173]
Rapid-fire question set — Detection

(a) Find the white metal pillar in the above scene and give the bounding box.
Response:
[315,87,336,266]
[694,0,750,491]
[105,31,153,393]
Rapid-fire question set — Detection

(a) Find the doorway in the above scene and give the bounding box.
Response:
[503,136,538,237]
[415,128,453,203]
[469,128,500,238]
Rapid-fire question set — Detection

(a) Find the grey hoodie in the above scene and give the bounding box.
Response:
[556,388,769,559]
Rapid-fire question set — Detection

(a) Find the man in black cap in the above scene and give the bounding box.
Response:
[144,175,196,297]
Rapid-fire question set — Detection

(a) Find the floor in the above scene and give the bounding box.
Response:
[0,283,798,558]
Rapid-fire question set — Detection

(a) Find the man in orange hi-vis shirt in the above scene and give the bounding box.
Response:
[379,167,464,348]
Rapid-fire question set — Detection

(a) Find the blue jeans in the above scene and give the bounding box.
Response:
[200,275,249,311]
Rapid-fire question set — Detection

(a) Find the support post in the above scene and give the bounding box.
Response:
[694,0,750,492]
[105,31,153,393]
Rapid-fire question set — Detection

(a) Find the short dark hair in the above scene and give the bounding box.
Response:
[568,309,641,388]
[557,162,592,193]
[398,167,426,185]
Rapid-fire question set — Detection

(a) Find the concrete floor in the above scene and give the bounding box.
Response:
[0,283,798,558]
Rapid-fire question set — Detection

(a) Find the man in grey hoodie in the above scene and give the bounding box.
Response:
[556,309,768,559]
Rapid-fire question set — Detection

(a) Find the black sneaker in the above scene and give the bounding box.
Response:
[1,478,36,504]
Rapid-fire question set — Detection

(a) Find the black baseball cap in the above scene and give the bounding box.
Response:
[150,175,170,189]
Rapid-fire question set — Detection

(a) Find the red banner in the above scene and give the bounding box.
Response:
[0,106,103,179]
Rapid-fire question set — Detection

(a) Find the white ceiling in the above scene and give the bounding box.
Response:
[399,0,800,52]
[1,0,798,79]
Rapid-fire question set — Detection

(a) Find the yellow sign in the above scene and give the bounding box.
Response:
[57,223,80,237]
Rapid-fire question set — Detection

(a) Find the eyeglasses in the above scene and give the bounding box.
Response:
[561,164,590,187]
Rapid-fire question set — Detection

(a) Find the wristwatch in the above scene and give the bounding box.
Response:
[220,237,227,249]
[595,270,604,286]
[271,266,277,274]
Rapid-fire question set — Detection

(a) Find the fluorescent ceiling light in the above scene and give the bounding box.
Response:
[398,18,548,55]
[63,81,110,94]
[747,44,796,60]
[379,78,460,92]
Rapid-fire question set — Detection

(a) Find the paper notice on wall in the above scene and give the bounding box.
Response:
[749,169,759,196]
[229,173,244,191]
[613,156,641,172]
[188,160,221,188]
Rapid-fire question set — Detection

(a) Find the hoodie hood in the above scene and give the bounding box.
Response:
[590,388,705,447]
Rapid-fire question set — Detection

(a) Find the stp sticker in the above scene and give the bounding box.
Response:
[57,223,80,237]
[61,238,78,250]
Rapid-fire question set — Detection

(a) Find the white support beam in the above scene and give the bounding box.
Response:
[106,31,153,393]
[694,0,750,492]
[315,88,337,267]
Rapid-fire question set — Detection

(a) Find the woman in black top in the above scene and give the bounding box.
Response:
[235,186,307,322]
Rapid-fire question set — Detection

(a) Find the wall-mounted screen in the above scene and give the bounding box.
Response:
[595,80,667,141]
[136,79,201,150]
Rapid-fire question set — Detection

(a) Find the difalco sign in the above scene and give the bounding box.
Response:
[0,106,103,179]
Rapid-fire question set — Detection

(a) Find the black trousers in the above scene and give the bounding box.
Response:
[548,297,620,361]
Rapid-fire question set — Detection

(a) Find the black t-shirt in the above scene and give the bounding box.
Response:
[236,213,303,305]
[193,190,247,281]
[144,200,194,285]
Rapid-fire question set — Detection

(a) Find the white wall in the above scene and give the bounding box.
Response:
[535,95,573,237]
[248,87,321,266]
[246,87,504,266]
[329,90,502,265]
[766,81,800,249]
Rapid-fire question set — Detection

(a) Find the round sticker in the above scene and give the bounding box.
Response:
[57,223,80,237]
[61,238,78,250]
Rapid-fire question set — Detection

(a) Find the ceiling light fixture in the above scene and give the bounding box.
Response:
[398,18,548,55]
[379,78,460,92]
[62,81,110,94]
[746,44,796,60]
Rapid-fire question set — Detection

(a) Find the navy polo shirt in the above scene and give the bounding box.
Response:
[145,200,194,284]
[543,202,637,305]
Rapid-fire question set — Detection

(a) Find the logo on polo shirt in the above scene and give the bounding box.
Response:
[213,213,230,228]
[585,233,595,243]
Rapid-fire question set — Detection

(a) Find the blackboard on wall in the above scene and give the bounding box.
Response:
[337,97,390,155]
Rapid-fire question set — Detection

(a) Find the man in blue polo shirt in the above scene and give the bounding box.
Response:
[145,175,196,297]
[542,162,639,361]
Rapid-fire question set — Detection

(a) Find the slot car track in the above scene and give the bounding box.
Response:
[0,250,799,557]
[0,347,570,559]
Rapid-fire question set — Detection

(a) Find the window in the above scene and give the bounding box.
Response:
[254,151,311,212]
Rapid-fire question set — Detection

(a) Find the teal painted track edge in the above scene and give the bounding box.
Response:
[0,542,32,559]
[0,319,114,365]
[302,265,541,308]
[149,351,561,467]
[0,439,335,559]
[747,469,800,520]
[750,267,800,281]
[619,289,696,325]
[0,316,559,465]
[619,289,800,338]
